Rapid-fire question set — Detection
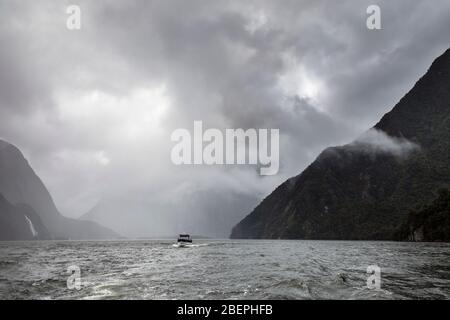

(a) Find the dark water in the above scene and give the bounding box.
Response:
[0,240,449,300]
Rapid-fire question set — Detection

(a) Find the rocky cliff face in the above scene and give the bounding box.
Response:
[231,48,450,240]
[0,140,119,240]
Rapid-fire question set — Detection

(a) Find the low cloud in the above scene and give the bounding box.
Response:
[353,128,419,157]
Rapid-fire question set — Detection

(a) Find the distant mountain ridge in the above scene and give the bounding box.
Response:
[0,140,119,240]
[231,48,450,240]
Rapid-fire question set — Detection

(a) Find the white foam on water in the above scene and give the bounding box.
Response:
[172,243,208,248]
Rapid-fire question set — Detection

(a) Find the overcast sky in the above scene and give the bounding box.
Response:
[0,0,449,237]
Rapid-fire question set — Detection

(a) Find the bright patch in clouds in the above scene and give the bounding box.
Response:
[278,53,325,105]
[56,84,171,141]
[96,151,111,166]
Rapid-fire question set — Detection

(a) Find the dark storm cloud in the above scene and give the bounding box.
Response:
[0,0,449,237]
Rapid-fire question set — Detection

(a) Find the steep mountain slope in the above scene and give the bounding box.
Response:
[0,194,51,240]
[231,48,450,240]
[0,140,119,240]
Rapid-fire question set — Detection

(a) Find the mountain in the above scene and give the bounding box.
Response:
[231,48,450,240]
[0,140,119,240]
[395,189,450,242]
[0,194,51,240]
[79,200,137,237]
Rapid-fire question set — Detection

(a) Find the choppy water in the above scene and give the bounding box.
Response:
[0,240,449,300]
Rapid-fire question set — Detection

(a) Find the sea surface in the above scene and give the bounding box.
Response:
[0,240,449,300]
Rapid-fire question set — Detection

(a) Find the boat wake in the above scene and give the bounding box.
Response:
[172,243,208,248]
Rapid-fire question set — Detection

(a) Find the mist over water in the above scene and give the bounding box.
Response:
[1,240,449,300]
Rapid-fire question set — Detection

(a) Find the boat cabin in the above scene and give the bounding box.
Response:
[177,234,192,243]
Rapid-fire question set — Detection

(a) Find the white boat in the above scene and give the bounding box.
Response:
[175,234,192,247]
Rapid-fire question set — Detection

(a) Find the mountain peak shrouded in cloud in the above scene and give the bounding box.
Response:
[351,129,419,157]
[0,1,449,237]
[230,47,450,239]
